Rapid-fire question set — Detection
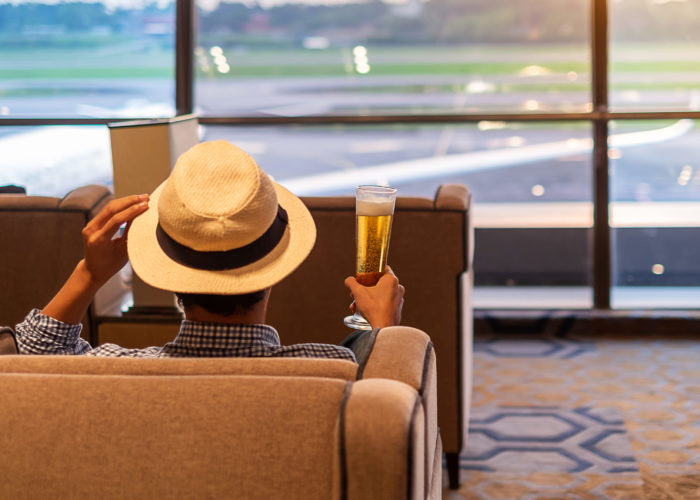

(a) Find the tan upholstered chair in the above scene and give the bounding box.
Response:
[0,185,112,341]
[267,184,473,488]
[0,326,441,500]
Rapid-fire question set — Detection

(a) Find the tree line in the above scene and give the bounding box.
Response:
[1,0,698,47]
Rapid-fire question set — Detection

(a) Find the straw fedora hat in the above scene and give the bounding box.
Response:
[127,140,316,294]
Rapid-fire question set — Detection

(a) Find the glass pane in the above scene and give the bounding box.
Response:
[610,119,700,308]
[0,1,175,118]
[195,0,590,116]
[0,126,113,196]
[201,122,591,198]
[201,122,593,308]
[610,1,700,111]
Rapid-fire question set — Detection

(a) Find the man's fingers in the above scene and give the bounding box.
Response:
[89,194,149,228]
[85,196,149,243]
[377,269,399,288]
[105,201,149,236]
[344,275,359,292]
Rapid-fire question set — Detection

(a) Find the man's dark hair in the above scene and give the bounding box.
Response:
[175,291,266,317]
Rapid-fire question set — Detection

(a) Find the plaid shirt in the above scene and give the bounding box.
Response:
[15,309,356,361]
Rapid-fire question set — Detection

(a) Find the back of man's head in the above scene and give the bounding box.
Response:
[175,290,267,317]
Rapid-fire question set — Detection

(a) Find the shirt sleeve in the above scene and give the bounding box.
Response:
[14,308,91,355]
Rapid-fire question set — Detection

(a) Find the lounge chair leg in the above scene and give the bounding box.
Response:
[446,452,460,489]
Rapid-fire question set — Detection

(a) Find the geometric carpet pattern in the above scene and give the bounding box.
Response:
[463,406,638,475]
[445,315,700,499]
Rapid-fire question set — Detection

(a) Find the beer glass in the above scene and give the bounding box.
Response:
[344,185,397,330]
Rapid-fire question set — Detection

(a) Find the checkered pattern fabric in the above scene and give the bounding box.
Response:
[15,309,356,361]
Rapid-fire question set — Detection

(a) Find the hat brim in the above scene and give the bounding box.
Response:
[127,181,316,294]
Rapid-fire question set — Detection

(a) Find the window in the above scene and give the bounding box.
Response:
[610,0,700,112]
[0,0,175,195]
[2,0,699,309]
[0,125,112,196]
[0,0,175,119]
[195,0,590,116]
[610,119,700,308]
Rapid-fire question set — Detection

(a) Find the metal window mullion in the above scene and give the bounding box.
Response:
[592,0,610,309]
[176,0,195,115]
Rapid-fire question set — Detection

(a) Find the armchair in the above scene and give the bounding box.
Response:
[267,184,473,488]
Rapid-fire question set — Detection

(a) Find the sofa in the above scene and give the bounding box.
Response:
[0,326,440,499]
[0,185,112,341]
[268,184,473,488]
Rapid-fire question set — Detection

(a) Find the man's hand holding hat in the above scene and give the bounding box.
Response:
[42,194,150,324]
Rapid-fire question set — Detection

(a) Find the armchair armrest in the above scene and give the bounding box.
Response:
[358,326,440,499]
[0,327,17,355]
[344,378,425,500]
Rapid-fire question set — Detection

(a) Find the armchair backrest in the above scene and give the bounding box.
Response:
[269,184,471,336]
[0,370,352,499]
[0,185,112,340]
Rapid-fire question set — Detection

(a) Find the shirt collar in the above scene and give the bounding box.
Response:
[169,321,282,351]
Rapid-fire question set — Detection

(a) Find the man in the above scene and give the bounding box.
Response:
[14,140,404,359]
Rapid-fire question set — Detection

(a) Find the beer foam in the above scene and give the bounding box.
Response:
[357,198,394,216]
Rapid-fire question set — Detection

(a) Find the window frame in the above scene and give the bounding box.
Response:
[3,0,700,309]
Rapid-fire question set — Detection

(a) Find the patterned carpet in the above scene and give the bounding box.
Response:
[444,315,700,500]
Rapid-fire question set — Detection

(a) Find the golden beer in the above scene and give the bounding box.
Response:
[355,213,393,286]
[355,195,395,286]
[345,185,397,330]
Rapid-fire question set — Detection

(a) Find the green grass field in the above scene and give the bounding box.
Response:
[1,41,699,98]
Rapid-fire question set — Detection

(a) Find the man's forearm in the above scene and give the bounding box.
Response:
[41,259,104,325]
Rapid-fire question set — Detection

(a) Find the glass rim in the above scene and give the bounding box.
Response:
[356,185,397,194]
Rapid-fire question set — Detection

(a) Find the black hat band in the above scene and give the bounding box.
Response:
[155,205,289,271]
